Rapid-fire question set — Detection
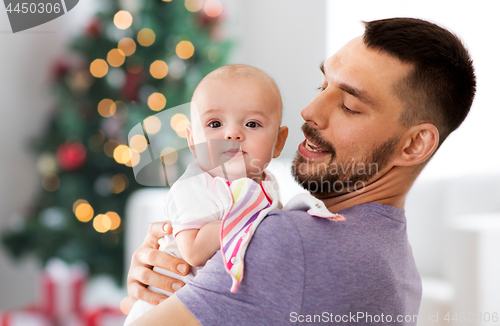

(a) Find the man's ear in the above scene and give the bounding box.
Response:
[272,126,289,158]
[185,124,197,159]
[393,123,439,167]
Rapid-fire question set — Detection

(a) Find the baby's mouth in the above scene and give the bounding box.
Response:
[305,138,329,153]
[224,148,245,158]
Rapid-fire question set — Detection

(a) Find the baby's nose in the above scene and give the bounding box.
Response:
[225,127,244,141]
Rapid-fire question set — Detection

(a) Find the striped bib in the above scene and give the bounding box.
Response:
[215,177,277,293]
[214,177,346,293]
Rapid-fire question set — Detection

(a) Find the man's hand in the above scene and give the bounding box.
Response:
[122,221,191,314]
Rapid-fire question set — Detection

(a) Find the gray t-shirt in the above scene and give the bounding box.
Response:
[176,203,422,325]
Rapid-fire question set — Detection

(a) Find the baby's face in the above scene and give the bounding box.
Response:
[187,76,285,182]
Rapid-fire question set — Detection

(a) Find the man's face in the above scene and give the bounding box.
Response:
[292,36,412,197]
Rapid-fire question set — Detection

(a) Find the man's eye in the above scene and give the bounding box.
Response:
[208,121,222,128]
[341,103,358,115]
[317,86,326,91]
[246,121,260,128]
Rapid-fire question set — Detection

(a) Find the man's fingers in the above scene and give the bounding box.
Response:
[134,267,186,293]
[153,251,190,276]
[126,220,190,306]
[134,246,190,276]
[129,281,169,306]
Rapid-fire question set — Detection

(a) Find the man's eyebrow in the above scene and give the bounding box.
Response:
[319,61,376,107]
[338,83,376,107]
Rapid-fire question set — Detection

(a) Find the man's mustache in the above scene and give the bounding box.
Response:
[301,123,336,159]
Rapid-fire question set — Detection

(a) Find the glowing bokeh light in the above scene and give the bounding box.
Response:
[170,113,188,130]
[90,59,108,78]
[73,199,88,213]
[106,211,121,230]
[176,41,195,59]
[185,0,203,12]
[118,38,137,56]
[107,49,126,67]
[150,60,169,79]
[204,0,223,17]
[147,92,167,111]
[104,140,120,157]
[97,99,116,117]
[114,10,133,30]
[111,174,128,194]
[93,214,112,233]
[137,28,156,47]
[143,116,162,134]
[126,148,141,167]
[37,153,58,175]
[161,147,178,165]
[75,202,94,222]
[174,118,190,132]
[113,145,131,164]
[129,134,148,153]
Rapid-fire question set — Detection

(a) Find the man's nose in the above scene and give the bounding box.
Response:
[301,93,330,130]
[225,126,244,141]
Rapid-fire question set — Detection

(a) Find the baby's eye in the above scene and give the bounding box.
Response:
[208,121,222,128]
[246,121,260,128]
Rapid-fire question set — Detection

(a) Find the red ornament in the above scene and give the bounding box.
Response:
[56,142,87,171]
[86,18,101,38]
[121,71,144,102]
[52,59,69,81]
[197,12,218,27]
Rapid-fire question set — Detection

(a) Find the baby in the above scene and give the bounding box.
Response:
[124,64,289,325]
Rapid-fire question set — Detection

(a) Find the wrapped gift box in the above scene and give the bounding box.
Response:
[84,307,126,326]
[1,259,127,326]
[40,259,87,322]
[0,310,51,326]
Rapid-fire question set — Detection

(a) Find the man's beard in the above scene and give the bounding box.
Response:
[291,123,400,197]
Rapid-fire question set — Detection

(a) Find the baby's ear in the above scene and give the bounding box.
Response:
[273,126,289,158]
[185,124,197,159]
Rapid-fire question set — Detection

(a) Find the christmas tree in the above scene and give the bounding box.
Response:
[1,0,231,283]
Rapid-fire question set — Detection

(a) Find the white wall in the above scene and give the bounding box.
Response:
[326,0,500,180]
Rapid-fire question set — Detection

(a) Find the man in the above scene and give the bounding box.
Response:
[124,18,476,325]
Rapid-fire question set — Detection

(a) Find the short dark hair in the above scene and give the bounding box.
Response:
[363,18,476,147]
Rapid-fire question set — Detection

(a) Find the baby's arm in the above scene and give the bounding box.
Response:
[175,220,222,267]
